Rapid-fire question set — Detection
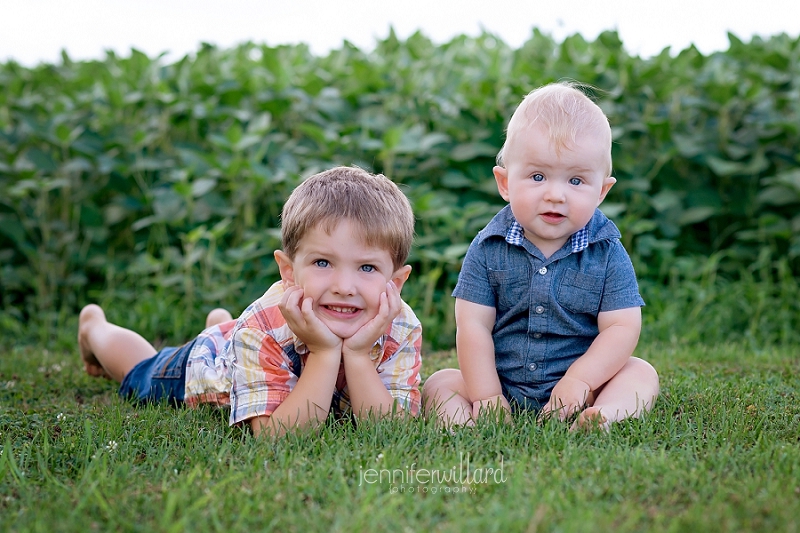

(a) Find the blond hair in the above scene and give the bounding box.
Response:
[497,82,612,176]
[280,167,414,269]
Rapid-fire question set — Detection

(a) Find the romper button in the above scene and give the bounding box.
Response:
[533,333,542,339]
[538,267,547,275]
[535,305,544,314]
[528,363,537,371]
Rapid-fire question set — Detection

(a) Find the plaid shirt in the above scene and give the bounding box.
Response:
[184,281,422,424]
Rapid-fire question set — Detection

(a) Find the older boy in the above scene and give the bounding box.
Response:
[78,167,421,437]
[423,83,659,429]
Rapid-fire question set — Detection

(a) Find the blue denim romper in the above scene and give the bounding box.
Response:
[453,206,645,411]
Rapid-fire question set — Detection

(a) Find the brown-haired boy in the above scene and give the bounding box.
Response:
[78,167,421,437]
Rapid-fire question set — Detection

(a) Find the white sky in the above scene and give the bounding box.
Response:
[2,0,799,66]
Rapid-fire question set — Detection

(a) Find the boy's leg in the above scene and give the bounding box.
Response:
[574,357,659,430]
[422,369,474,427]
[78,304,158,383]
[205,308,233,328]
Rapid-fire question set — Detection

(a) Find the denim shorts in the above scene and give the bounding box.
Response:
[118,338,196,405]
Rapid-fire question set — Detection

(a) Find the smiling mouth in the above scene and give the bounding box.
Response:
[323,305,360,314]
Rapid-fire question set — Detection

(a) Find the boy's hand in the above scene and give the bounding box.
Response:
[279,285,342,355]
[342,282,402,358]
[542,375,591,421]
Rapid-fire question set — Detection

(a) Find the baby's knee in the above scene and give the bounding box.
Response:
[629,357,659,381]
[422,368,464,397]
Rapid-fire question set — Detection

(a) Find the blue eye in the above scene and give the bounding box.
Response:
[314,259,330,268]
[569,177,582,185]
[360,264,376,273]
[531,173,544,182]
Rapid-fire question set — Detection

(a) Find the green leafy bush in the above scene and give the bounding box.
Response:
[1,30,799,348]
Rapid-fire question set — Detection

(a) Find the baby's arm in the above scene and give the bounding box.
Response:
[543,306,641,420]
[455,298,511,419]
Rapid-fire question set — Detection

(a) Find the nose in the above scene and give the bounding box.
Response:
[542,180,566,203]
[330,270,357,296]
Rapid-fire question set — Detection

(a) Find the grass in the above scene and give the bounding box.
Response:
[1,330,799,532]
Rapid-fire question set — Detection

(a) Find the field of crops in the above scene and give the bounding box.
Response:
[1,30,799,347]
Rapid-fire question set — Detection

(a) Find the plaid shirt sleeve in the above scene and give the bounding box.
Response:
[183,319,237,407]
[375,301,423,415]
[226,287,299,426]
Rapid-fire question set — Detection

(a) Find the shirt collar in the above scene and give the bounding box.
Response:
[505,220,590,253]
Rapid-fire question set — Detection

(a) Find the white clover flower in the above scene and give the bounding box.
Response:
[57,413,65,422]
[105,440,118,452]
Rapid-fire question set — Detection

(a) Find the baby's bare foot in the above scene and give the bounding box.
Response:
[572,406,611,432]
[205,308,233,328]
[78,304,110,379]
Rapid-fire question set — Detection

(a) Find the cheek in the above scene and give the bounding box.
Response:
[365,282,390,308]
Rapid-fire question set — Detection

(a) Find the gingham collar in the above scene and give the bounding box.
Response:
[505,220,590,254]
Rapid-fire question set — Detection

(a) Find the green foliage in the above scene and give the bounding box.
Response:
[1,31,799,347]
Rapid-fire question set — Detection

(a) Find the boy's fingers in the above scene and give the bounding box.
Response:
[282,286,304,310]
[379,291,390,317]
[385,282,402,319]
[300,296,314,317]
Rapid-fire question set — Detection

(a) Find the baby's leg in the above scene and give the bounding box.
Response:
[78,304,158,383]
[422,369,473,427]
[205,308,233,328]
[574,357,659,430]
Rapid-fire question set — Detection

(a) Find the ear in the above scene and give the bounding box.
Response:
[390,265,412,293]
[274,250,295,286]
[493,166,510,202]
[597,176,617,205]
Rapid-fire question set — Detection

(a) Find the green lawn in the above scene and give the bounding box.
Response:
[1,339,799,532]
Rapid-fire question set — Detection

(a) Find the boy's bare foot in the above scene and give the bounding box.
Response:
[572,406,611,432]
[78,304,110,379]
[205,308,233,328]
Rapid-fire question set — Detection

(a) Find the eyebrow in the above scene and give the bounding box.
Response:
[305,247,389,263]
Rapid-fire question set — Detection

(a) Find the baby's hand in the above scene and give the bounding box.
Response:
[279,285,342,355]
[342,282,401,358]
[471,395,512,423]
[542,375,591,422]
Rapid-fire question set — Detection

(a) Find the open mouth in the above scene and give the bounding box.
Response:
[541,212,566,222]
[323,305,360,315]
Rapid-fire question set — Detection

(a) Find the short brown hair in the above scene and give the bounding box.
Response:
[280,167,415,269]
[497,82,612,176]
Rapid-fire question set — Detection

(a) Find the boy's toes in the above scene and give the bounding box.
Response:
[83,361,108,378]
[205,308,233,328]
[78,304,109,378]
[571,407,610,432]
